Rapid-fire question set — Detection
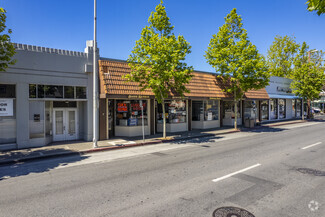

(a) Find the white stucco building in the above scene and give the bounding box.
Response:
[264,76,303,121]
[0,41,96,151]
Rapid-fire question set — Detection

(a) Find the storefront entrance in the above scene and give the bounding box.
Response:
[53,108,78,141]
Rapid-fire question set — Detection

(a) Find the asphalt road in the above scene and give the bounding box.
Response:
[0,121,324,217]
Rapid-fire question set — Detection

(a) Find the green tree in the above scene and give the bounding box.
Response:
[0,8,15,71]
[267,35,300,78]
[291,42,325,119]
[205,8,269,129]
[125,0,193,138]
[307,0,325,15]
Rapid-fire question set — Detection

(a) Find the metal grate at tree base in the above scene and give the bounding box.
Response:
[213,206,255,217]
[297,168,325,176]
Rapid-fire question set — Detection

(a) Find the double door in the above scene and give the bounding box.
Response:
[53,108,78,141]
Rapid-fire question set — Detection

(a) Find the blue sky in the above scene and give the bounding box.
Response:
[2,0,325,72]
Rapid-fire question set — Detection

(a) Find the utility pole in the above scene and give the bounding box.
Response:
[93,0,98,148]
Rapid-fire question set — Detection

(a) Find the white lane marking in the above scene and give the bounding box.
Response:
[212,163,261,183]
[301,142,322,150]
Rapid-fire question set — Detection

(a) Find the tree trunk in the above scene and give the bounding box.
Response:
[307,99,311,119]
[162,98,166,138]
[234,92,237,130]
[301,99,304,120]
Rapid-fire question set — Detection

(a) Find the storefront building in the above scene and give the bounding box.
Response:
[241,88,270,125]
[0,41,95,150]
[98,59,270,138]
[98,59,155,139]
[264,76,302,122]
[221,89,270,127]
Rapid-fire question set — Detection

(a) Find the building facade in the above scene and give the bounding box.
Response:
[98,59,269,139]
[264,76,303,122]
[0,41,96,150]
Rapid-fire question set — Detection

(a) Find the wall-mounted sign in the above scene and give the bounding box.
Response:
[172,96,188,99]
[277,86,292,93]
[0,99,13,116]
[128,95,150,99]
[209,97,221,100]
[34,114,40,122]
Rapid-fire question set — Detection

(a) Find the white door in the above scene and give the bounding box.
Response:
[53,108,78,141]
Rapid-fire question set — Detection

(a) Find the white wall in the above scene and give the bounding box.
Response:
[0,42,95,150]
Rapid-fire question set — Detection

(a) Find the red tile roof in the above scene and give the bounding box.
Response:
[99,59,269,100]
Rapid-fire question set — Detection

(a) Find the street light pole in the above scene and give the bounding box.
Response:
[93,0,98,148]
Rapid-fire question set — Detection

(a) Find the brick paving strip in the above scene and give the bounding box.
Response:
[0,119,309,166]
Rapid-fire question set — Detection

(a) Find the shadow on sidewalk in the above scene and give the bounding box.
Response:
[0,148,88,181]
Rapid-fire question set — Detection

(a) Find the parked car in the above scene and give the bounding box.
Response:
[312,107,321,114]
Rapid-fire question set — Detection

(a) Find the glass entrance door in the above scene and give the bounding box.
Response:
[53,108,78,141]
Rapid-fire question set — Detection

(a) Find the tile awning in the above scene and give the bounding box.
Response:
[99,59,269,100]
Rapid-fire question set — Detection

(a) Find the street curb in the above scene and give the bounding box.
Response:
[0,120,308,166]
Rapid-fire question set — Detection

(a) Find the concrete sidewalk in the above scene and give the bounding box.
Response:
[0,119,307,165]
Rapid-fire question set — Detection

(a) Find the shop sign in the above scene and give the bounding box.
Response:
[0,99,13,116]
[209,97,220,100]
[34,114,40,122]
[172,96,188,99]
[117,103,128,112]
[277,86,292,93]
[128,95,149,99]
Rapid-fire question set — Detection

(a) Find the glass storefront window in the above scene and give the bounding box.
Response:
[243,100,256,119]
[29,101,45,139]
[192,101,203,121]
[0,84,16,144]
[279,99,286,119]
[223,101,241,119]
[29,84,37,98]
[157,100,186,124]
[76,87,87,99]
[45,86,63,98]
[30,85,86,99]
[45,101,52,136]
[37,85,64,98]
[204,100,218,121]
[296,99,302,117]
[192,100,218,121]
[270,99,278,119]
[260,100,269,121]
[292,100,296,117]
[38,85,45,98]
[116,100,148,126]
[64,86,75,99]
[0,84,15,98]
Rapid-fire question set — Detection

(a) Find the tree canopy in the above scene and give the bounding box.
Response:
[205,8,269,129]
[291,42,325,118]
[267,35,300,78]
[0,8,15,71]
[307,0,325,15]
[125,0,193,137]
